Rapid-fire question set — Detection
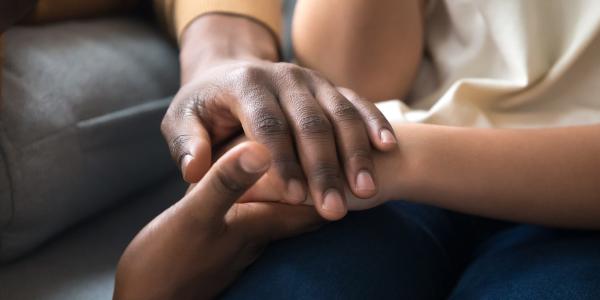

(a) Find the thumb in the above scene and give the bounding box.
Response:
[161,107,212,183]
[180,142,272,224]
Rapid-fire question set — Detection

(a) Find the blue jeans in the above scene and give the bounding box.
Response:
[222,202,600,299]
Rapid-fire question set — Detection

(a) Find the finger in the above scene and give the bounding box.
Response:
[234,86,307,205]
[276,78,347,220]
[232,202,325,242]
[161,96,212,183]
[181,142,271,225]
[314,84,378,199]
[337,87,398,151]
[237,172,287,203]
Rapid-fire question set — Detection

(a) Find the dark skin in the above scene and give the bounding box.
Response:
[1,1,416,222]
[113,142,324,300]
[161,14,399,221]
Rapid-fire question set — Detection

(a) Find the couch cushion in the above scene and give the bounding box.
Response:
[0,177,186,300]
[0,18,179,262]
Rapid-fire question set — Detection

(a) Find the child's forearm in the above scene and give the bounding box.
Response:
[389,123,600,229]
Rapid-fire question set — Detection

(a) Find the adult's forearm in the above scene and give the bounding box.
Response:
[179,14,279,84]
[393,123,600,229]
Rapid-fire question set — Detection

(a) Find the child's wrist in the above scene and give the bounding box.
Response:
[377,123,431,203]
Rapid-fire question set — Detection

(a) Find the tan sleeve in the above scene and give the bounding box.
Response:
[154,0,282,42]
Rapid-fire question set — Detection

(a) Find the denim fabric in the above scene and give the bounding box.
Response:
[222,202,600,299]
[450,226,600,300]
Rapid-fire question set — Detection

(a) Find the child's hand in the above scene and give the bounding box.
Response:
[163,58,398,220]
[216,135,401,212]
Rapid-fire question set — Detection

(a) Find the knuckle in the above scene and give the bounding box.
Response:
[366,109,387,124]
[345,149,373,167]
[298,113,332,137]
[253,114,289,138]
[213,169,246,195]
[169,134,193,162]
[161,105,182,134]
[306,69,331,86]
[276,62,302,73]
[232,64,266,84]
[331,99,361,122]
[161,93,209,135]
[276,63,306,85]
[286,65,305,80]
[336,86,358,100]
[187,92,207,117]
[310,162,341,185]
[306,69,324,80]
[287,91,314,106]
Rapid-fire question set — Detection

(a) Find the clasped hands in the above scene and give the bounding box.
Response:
[162,60,399,220]
[114,60,401,300]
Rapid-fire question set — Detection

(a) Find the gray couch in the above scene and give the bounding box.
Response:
[0,2,297,298]
[0,18,186,299]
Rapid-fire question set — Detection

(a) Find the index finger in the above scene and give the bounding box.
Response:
[179,142,272,225]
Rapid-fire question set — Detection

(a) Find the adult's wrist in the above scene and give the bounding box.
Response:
[180,13,280,84]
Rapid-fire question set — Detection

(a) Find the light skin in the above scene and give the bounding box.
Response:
[231,0,600,228]
[243,123,600,229]
[162,14,402,221]
[2,0,596,298]
[114,124,600,299]
[293,0,425,101]
[118,3,427,297]
[118,0,600,298]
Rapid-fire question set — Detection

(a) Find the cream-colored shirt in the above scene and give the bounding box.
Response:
[378,0,600,128]
[6,0,599,129]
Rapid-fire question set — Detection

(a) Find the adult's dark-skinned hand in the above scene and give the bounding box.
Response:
[113,142,324,300]
[161,14,398,220]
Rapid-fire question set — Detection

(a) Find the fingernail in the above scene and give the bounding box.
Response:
[287,179,306,203]
[356,170,376,192]
[181,155,193,178]
[379,129,397,144]
[239,148,270,173]
[322,189,345,213]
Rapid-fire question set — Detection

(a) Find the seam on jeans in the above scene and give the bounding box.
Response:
[397,207,451,263]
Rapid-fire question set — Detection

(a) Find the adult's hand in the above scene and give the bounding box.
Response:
[113,142,323,300]
[215,132,403,213]
[161,14,398,220]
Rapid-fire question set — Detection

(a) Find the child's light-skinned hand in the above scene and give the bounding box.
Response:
[215,135,402,212]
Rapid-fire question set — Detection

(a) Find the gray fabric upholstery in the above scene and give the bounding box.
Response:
[0,18,179,262]
[0,176,186,300]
